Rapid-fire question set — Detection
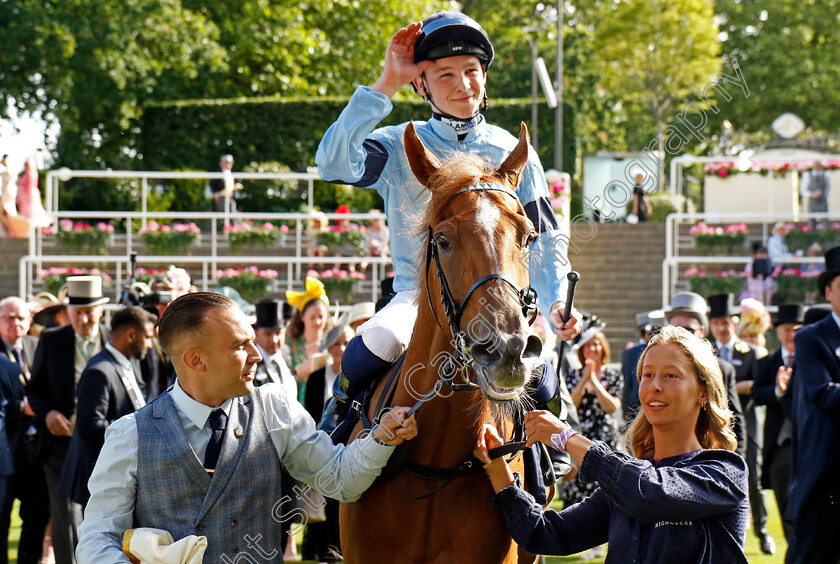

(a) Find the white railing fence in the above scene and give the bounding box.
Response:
[663,211,838,307]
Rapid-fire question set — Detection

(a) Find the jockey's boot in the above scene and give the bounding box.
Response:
[318,335,394,435]
[318,371,363,435]
[526,360,575,480]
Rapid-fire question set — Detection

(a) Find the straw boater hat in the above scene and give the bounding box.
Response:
[347,302,375,327]
[62,276,109,307]
[30,292,67,327]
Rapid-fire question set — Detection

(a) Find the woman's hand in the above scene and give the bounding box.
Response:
[473,423,505,464]
[524,410,566,448]
[474,424,515,493]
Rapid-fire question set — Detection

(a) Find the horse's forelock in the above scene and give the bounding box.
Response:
[410,152,506,288]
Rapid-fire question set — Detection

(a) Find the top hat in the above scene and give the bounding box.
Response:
[62,276,109,307]
[773,303,805,327]
[817,246,840,295]
[375,277,397,312]
[707,293,739,319]
[254,299,288,330]
[665,291,708,326]
[803,304,832,326]
[282,302,296,323]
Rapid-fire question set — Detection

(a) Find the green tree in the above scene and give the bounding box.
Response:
[715,0,840,134]
[463,1,627,176]
[0,0,228,171]
[595,0,721,188]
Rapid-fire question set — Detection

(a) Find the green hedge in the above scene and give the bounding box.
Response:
[139,95,577,179]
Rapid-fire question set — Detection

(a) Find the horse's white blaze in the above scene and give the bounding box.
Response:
[476,196,501,271]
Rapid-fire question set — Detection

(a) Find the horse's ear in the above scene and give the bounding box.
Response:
[404,121,441,188]
[496,122,530,188]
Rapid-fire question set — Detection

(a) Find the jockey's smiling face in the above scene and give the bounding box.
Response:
[413,55,486,120]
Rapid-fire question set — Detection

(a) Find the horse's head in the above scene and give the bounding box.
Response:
[404,122,543,403]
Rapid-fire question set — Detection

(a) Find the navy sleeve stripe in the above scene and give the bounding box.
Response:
[524,198,560,233]
[320,139,390,188]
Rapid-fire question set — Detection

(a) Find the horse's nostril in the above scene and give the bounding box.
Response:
[523,335,542,360]
[471,340,501,366]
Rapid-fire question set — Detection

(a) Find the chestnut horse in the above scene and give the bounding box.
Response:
[340,123,543,563]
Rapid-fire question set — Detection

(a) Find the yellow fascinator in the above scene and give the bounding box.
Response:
[286,276,329,310]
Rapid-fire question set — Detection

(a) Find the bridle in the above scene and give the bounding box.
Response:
[425,181,539,351]
[385,181,540,498]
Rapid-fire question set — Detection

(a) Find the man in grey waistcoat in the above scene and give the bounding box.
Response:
[77,292,417,563]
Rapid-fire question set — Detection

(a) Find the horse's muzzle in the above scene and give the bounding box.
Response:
[471,333,542,400]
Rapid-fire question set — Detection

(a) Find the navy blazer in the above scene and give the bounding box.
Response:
[0,356,23,477]
[1,335,38,452]
[0,335,37,381]
[59,347,140,505]
[787,314,840,519]
[27,323,109,456]
[752,348,788,489]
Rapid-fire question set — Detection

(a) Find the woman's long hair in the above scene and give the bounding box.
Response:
[626,326,737,459]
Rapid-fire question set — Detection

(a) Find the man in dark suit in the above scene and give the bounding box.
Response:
[252,299,297,398]
[620,309,664,424]
[0,356,22,509]
[0,296,49,564]
[752,303,802,543]
[663,292,746,459]
[59,306,155,507]
[27,276,110,564]
[786,247,840,563]
[707,293,772,555]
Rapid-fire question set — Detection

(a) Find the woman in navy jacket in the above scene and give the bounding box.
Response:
[476,326,749,563]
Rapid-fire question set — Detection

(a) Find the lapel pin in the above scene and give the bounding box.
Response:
[834,346,840,358]
[234,426,244,438]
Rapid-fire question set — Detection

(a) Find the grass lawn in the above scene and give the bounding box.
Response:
[6,493,786,563]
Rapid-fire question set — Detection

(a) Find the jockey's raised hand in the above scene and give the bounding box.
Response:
[372,22,434,98]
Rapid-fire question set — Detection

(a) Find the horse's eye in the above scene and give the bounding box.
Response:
[525,232,538,246]
[435,235,450,250]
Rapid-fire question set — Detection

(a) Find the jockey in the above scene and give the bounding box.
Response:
[315,12,582,443]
